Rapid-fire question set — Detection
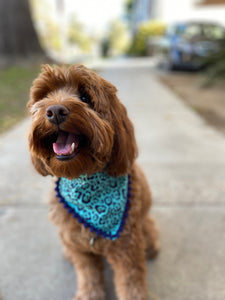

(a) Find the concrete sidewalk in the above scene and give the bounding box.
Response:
[1,58,225,300]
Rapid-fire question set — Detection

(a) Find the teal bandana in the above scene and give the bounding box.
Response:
[55,172,131,240]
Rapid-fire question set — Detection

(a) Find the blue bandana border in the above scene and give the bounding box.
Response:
[55,174,131,240]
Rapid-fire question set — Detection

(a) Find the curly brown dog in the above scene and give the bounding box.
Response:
[27,64,159,300]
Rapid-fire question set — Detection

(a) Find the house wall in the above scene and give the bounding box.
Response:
[151,0,225,26]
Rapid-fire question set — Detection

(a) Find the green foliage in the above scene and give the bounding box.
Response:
[31,0,93,56]
[67,17,92,52]
[125,0,134,17]
[0,65,40,133]
[106,20,131,56]
[30,0,62,52]
[42,21,62,51]
[202,46,225,86]
[129,20,166,56]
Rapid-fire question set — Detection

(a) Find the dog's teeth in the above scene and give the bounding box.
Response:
[70,143,75,154]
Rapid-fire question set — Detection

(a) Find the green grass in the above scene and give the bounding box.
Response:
[0,65,41,134]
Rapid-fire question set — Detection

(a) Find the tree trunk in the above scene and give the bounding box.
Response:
[0,0,46,65]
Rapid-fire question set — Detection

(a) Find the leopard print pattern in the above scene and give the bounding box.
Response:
[56,172,130,240]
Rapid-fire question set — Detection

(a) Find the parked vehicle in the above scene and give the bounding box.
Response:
[157,21,225,70]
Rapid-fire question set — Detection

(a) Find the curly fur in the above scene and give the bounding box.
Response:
[27,64,159,300]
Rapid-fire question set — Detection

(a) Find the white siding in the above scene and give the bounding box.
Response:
[152,0,225,26]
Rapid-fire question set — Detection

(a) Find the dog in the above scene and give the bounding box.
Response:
[27,64,159,300]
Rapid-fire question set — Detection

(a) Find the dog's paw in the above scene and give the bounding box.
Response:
[143,216,160,260]
[62,247,73,263]
[73,290,105,300]
[146,239,160,260]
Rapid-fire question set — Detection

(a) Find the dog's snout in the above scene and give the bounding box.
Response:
[46,105,69,124]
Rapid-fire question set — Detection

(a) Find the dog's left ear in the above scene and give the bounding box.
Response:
[28,128,51,176]
[100,80,138,177]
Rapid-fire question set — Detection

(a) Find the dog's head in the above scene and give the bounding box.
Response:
[27,64,137,179]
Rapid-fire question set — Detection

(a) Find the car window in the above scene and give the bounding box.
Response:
[167,24,186,36]
[174,24,186,35]
[183,25,202,38]
[203,25,225,40]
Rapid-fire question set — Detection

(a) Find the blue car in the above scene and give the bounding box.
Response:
[158,21,225,70]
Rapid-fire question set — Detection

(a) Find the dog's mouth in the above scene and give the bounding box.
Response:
[52,130,85,161]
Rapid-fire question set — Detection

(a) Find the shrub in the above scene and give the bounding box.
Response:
[203,45,225,86]
[129,20,166,56]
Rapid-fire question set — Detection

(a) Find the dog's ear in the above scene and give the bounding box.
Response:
[100,81,138,177]
[30,154,50,176]
[27,64,66,111]
[28,129,51,176]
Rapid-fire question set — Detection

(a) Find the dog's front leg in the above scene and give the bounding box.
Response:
[71,251,105,300]
[107,235,148,300]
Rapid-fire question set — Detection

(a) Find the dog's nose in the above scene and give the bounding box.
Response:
[46,105,69,124]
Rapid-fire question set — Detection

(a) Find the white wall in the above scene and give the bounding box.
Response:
[190,5,225,25]
[152,0,225,26]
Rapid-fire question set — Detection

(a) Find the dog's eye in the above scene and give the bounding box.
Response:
[80,93,91,104]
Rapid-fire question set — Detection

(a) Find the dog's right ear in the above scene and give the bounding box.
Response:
[27,64,66,111]
[30,154,50,176]
[27,65,50,110]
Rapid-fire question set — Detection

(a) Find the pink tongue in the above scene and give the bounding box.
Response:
[53,131,79,156]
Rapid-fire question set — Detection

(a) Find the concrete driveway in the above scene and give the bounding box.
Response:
[1,58,225,300]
